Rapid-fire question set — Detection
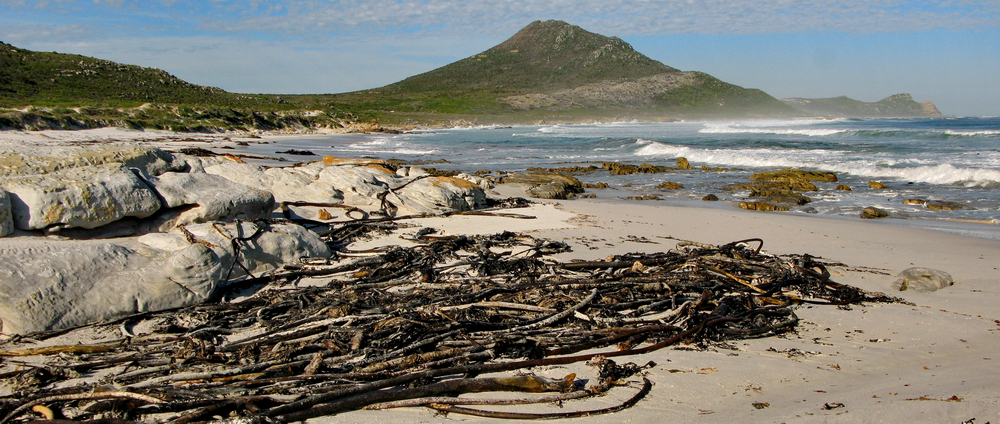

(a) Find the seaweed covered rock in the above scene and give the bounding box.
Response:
[751,168,838,183]
[499,173,584,199]
[137,221,331,278]
[316,163,398,208]
[749,188,811,205]
[739,201,789,212]
[861,206,891,219]
[656,181,684,190]
[602,162,672,175]
[926,200,965,211]
[748,168,837,192]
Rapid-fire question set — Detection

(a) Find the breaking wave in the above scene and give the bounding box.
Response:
[699,125,848,137]
[634,140,1000,186]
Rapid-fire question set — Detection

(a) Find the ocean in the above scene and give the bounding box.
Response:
[253,117,1000,240]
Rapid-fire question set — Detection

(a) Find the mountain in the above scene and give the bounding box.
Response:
[387,20,678,93]
[0,41,280,108]
[0,24,945,128]
[781,94,943,118]
[319,20,802,122]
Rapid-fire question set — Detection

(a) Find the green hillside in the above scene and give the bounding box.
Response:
[0,41,352,131]
[0,41,282,108]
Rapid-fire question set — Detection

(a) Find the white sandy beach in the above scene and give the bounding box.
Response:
[331,194,1000,424]
[2,128,999,423]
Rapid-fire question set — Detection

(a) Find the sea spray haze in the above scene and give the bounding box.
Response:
[259,117,1000,238]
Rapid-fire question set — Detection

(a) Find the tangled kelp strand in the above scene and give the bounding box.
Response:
[0,229,903,423]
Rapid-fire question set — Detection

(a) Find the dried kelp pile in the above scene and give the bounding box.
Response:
[0,230,900,424]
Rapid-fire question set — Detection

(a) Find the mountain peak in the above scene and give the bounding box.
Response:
[385,20,677,94]
[488,20,676,73]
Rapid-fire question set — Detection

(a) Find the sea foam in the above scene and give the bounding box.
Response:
[634,140,1000,186]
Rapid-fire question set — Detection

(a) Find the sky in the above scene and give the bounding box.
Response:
[1,0,998,116]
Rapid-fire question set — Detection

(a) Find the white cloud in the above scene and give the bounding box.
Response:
[197,0,1000,36]
[6,0,998,37]
[91,0,127,7]
[0,23,96,44]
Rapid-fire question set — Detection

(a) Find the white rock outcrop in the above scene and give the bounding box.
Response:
[144,171,275,228]
[138,221,331,278]
[0,142,489,334]
[201,159,344,205]
[0,221,330,334]
[0,140,183,177]
[200,157,488,216]
[2,164,163,230]
[392,176,487,215]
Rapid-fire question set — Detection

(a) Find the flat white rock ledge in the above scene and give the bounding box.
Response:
[0,222,330,334]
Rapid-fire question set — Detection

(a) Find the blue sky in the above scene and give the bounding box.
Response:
[1,0,998,116]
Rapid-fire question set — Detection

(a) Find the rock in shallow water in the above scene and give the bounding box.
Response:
[739,201,789,212]
[925,200,965,210]
[860,206,891,219]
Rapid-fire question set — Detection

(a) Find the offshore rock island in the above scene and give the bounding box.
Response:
[2,20,941,131]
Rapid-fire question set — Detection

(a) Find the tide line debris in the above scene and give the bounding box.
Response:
[0,217,903,423]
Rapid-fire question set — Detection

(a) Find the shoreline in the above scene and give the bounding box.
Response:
[2,127,1000,422]
[314,196,1000,423]
[4,126,1000,244]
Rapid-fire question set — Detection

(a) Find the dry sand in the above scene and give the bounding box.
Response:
[335,198,1000,424]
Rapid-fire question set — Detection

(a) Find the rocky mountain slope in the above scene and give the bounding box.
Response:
[337,20,801,121]
[781,94,942,118]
